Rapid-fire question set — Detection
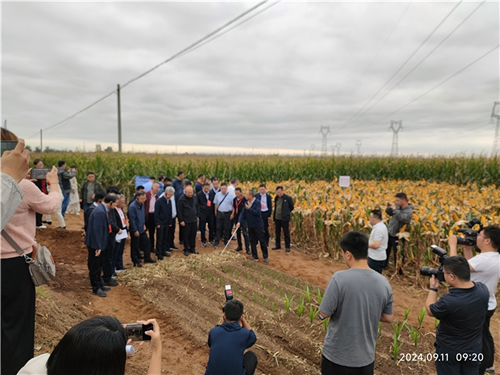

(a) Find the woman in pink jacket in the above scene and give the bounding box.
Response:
[1,166,61,375]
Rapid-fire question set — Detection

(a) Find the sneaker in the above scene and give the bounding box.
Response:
[115,269,127,273]
[485,367,495,375]
[201,242,207,247]
[42,220,52,225]
[285,248,290,253]
[75,212,80,216]
[101,286,111,291]
[170,247,179,251]
[251,257,259,261]
[36,225,47,229]
[92,289,107,297]
[246,250,251,255]
[184,251,190,256]
[104,279,118,287]
[264,258,270,264]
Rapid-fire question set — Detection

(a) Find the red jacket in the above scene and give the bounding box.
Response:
[144,191,159,220]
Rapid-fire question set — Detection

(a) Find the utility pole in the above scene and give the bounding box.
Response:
[117,84,122,153]
[40,129,43,152]
[491,102,500,157]
[319,126,330,156]
[389,120,403,156]
[356,140,362,155]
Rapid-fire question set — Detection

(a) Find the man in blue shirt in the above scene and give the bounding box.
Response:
[205,299,257,375]
[128,191,156,267]
[426,256,489,375]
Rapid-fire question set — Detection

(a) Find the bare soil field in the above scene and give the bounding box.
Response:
[33,214,500,374]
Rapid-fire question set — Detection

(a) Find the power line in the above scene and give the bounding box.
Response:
[371,44,499,126]
[345,0,485,127]
[26,1,274,139]
[121,0,272,89]
[332,0,463,134]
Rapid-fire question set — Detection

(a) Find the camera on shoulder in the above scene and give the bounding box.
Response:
[420,245,448,281]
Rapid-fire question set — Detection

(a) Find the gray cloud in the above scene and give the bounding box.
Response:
[2,1,499,155]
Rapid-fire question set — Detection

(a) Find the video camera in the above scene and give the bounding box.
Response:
[224,285,233,302]
[456,218,483,247]
[419,245,448,282]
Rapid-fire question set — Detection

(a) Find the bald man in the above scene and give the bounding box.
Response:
[177,186,199,256]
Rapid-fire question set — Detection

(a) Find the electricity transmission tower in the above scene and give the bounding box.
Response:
[334,142,341,156]
[319,126,330,156]
[389,120,403,156]
[356,140,362,155]
[491,102,500,157]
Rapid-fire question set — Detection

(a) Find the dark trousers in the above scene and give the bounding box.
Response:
[156,224,171,257]
[321,355,374,375]
[88,246,104,292]
[261,211,270,244]
[178,218,184,243]
[235,218,250,250]
[146,216,156,251]
[183,222,197,252]
[368,258,385,274]
[385,235,406,267]
[1,255,36,375]
[168,219,177,248]
[435,345,481,375]
[243,351,258,375]
[131,232,151,264]
[199,212,215,243]
[216,212,232,244]
[479,308,496,373]
[113,239,126,270]
[248,227,268,260]
[102,238,114,283]
[275,219,291,248]
[35,212,43,226]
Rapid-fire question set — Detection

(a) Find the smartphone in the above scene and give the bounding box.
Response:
[224,285,233,301]
[30,168,52,180]
[0,141,18,156]
[124,323,153,341]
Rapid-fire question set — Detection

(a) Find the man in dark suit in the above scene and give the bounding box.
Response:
[129,191,156,267]
[197,182,215,247]
[83,192,106,237]
[272,186,294,253]
[84,194,117,297]
[144,183,160,255]
[232,187,249,254]
[177,186,198,256]
[237,190,269,264]
[255,184,272,246]
[195,174,205,194]
[155,186,174,259]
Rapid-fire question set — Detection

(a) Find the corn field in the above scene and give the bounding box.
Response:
[34,152,499,272]
[241,179,499,272]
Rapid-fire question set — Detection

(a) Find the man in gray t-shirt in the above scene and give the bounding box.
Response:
[319,231,394,375]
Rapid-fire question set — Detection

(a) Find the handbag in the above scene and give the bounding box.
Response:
[1,230,56,286]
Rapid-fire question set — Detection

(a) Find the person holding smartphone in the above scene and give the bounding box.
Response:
[17,317,162,375]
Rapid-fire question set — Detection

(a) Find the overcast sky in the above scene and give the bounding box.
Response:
[2,1,499,155]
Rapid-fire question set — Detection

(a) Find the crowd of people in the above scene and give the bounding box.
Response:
[1,136,499,375]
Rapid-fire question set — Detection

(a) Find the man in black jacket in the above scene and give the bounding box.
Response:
[83,192,106,237]
[255,184,272,246]
[177,186,198,256]
[197,182,215,247]
[237,190,268,264]
[155,186,174,259]
[232,187,249,254]
[101,190,123,287]
[272,186,294,253]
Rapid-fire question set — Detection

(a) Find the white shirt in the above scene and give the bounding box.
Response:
[227,185,236,195]
[170,196,177,219]
[368,221,388,261]
[17,353,49,375]
[149,194,156,213]
[469,251,500,310]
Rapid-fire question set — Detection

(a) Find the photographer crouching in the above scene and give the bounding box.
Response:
[449,224,500,375]
[425,255,489,375]
[205,299,257,375]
